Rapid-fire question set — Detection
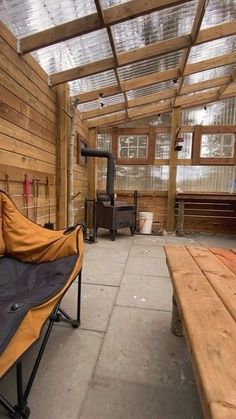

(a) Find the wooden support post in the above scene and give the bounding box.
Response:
[88,128,97,200]
[167,107,180,231]
[176,199,185,236]
[55,84,70,229]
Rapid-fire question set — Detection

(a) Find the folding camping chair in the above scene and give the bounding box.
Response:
[0,190,84,418]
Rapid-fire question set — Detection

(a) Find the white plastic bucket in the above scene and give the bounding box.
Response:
[139,212,153,234]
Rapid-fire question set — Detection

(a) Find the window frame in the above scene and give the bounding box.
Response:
[193,126,236,165]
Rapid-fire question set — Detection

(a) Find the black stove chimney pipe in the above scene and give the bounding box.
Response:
[81,148,115,205]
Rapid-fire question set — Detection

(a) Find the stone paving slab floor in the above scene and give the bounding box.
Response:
[0,229,235,419]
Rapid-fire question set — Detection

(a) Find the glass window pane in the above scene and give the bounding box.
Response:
[129,137,137,147]
[120,148,128,158]
[200,134,235,158]
[139,137,148,147]
[138,148,148,158]
[178,133,192,159]
[129,148,137,158]
[155,133,171,159]
[222,146,234,158]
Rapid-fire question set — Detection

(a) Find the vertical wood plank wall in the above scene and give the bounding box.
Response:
[73,115,89,224]
[0,21,57,226]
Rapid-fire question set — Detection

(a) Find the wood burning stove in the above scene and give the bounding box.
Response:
[81,148,136,241]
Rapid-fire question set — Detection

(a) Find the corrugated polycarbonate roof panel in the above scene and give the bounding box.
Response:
[182,98,236,125]
[112,1,198,53]
[31,29,112,74]
[100,0,129,8]
[127,80,174,100]
[69,70,117,95]
[201,0,236,29]
[118,50,183,81]
[0,0,96,37]
[188,36,236,64]
[183,65,235,85]
[78,93,125,112]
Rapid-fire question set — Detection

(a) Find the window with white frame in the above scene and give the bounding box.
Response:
[155,133,171,159]
[97,133,112,151]
[155,133,192,159]
[118,135,148,158]
[200,133,235,158]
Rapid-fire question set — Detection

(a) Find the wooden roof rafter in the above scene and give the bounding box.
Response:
[219,68,236,100]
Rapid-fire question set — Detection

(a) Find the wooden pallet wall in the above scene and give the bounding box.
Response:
[0,21,57,226]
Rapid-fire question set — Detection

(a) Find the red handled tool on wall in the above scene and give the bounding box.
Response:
[24,174,30,218]
[44,177,54,230]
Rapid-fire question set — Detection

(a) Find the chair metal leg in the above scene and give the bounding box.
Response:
[0,270,82,418]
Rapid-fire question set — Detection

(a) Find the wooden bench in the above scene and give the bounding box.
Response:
[165,245,236,419]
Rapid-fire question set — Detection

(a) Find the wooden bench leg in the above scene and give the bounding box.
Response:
[176,200,185,237]
[171,295,184,337]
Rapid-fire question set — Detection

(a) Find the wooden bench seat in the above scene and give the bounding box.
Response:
[165,245,236,419]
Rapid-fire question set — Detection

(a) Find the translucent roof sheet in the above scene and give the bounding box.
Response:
[188,36,236,64]
[69,70,117,95]
[201,0,236,29]
[112,1,198,53]
[100,0,129,8]
[183,65,235,85]
[78,93,125,112]
[127,80,174,100]
[118,50,183,81]
[182,98,236,125]
[0,0,96,37]
[32,29,112,74]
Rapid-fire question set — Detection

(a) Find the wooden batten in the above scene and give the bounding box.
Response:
[167,107,180,232]
[73,84,120,104]
[72,114,89,224]
[19,13,101,54]
[184,51,236,76]
[117,35,191,66]
[50,57,115,86]
[55,84,70,229]
[103,0,194,24]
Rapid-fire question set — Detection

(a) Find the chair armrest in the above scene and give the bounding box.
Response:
[2,192,84,262]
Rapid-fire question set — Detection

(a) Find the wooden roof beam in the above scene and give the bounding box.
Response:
[103,0,195,24]
[82,102,126,119]
[218,68,236,99]
[19,0,194,54]
[49,57,115,86]
[72,84,120,104]
[184,51,236,76]
[19,13,101,54]
[181,75,231,95]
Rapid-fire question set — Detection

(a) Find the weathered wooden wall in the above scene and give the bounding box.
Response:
[0,21,56,226]
[73,115,89,224]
